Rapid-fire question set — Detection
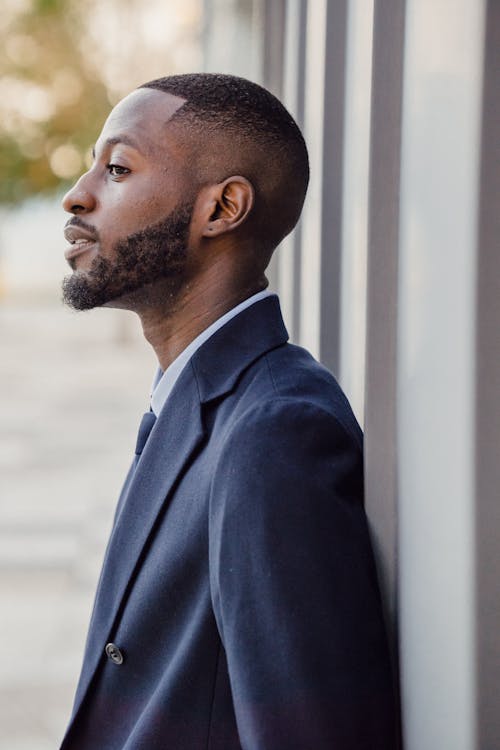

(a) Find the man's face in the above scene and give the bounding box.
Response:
[61,88,194,311]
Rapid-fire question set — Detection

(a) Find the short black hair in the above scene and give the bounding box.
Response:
[139,73,309,251]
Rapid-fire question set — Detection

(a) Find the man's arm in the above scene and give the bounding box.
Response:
[209,398,397,749]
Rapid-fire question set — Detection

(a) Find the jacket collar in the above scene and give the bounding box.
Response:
[191,294,289,403]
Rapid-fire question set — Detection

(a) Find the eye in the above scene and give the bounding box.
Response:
[107,164,130,177]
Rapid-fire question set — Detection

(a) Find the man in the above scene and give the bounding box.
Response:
[60,73,396,749]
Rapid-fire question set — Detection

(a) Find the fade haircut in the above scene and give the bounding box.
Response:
[139,73,309,254]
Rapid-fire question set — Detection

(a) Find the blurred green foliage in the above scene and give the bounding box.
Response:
[0,0,112,204]
[1,0,202,205]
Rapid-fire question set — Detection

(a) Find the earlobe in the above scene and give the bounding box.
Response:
[202,176,254,238]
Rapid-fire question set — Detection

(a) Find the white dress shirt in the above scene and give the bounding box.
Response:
[150,290,273,417]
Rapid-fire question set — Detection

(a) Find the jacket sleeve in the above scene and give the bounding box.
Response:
[208,398,397,750]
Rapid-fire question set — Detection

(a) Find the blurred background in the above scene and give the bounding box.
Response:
[0,1,498,749]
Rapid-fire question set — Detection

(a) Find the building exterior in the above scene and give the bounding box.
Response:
[204,2,500,748]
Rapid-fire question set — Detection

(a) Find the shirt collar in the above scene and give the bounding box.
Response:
[150,290,273,416]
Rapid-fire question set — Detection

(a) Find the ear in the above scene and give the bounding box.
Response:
[200,176,255,238]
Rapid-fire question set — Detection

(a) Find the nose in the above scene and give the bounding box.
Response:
[62,173,96,215]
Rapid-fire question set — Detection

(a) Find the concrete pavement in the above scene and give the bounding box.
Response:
[0,300,155,749]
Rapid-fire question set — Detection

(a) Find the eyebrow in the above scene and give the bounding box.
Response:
[92,135,144,159]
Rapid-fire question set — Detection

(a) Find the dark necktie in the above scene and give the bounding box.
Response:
[112,411,157,525]
[135,410,157,458]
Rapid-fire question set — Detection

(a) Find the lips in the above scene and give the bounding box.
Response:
[64,224,98,260]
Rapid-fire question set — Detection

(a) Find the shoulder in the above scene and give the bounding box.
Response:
[243,340,363,451]
[206,341,364,511]
[223,395,360,461]
[210,392,364,523]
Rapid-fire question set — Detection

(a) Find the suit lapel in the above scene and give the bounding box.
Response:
[192,294,288,403]
[72,362,205,716]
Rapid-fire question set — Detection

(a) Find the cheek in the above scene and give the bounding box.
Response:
[98,201,165,253]
[102,183,176,239]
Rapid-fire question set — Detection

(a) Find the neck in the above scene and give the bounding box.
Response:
[137,275,267,371]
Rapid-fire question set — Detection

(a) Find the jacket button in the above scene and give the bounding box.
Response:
[105,642,124,665]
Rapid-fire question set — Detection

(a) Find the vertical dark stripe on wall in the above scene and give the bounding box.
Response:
[262,0,286,97]
[291,0,308,342]
[318,0,348,375]
[364,0,405,685]
[292,0,307,133]
[476,1,500,746]
[365,4,406,746]
[261,0,286,292]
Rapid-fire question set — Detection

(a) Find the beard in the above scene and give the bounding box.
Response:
[62,203,193,311]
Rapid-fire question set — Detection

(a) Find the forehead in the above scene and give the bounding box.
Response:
[96,88,187,157]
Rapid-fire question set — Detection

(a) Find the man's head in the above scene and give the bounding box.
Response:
[62,73,309,312]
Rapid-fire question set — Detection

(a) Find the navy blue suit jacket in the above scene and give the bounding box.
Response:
[61,295,396,749]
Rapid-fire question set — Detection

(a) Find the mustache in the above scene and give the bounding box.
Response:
[64,216,99,241]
